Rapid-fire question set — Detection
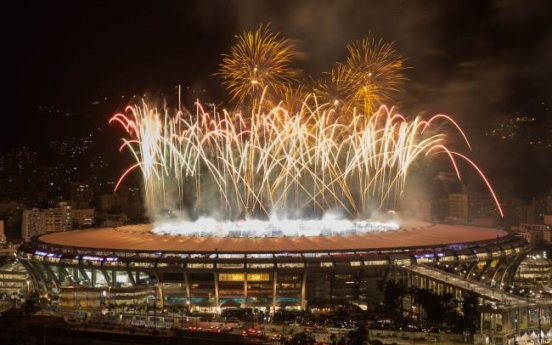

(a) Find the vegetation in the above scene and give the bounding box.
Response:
[22,297,41,317]
[383,280,480,335]
[383,281,407,316]
[284,332,316,345]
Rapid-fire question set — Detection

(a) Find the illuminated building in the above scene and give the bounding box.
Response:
[71,208,95,228]
[512,223,551,248]
[0,265,30,296]
[17,222,529,314]
[448,193,469,221]
[448,191,500,225]
[514,251,552,288]
[22,202,72,241]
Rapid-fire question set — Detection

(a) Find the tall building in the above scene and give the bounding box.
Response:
[448,193,469,221]
[0,220,6,245]
[448,191,499,224]
[527,196,548,224]
[70,182,94,208]
[500,197,528,229]
[22,202,72,240]
[99,193,128,212]
[71,208,95,228]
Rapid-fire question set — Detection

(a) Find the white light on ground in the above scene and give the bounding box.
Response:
[152,216,399,238]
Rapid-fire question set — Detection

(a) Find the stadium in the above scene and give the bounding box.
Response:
[17,25,525,318]
[16,221,529,315]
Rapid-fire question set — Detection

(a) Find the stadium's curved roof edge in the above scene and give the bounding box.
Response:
[34,221,510,254]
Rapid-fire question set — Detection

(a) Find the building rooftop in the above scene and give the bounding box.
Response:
[36,222,510,254]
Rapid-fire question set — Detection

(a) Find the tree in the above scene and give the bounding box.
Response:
[441,292,460,326]
[415,288,435,324]
[411,287,478,334]
[383,280,407,316]
[22,298,40,317]
[461,292,480,336]
[413,288,460,326]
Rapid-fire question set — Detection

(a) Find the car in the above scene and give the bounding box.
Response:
[242,328,262,337]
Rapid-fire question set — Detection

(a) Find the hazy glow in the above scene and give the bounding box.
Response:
[153,216,399,238]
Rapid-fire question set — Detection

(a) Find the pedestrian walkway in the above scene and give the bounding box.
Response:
[406,265,535,308]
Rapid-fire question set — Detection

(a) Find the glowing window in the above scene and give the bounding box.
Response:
[276,263,304,268]
[218,263,244,269]
[219,273,245,282]
[247,263,274,269]
[247,273,270,282]
[364,260,388,266]
[188,263,214,269]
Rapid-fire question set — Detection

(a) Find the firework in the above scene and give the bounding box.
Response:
[313,64,355,115]
[111,27,504,228]
[217,24,299,106]
[345,35,407,115]
[315,34,406,117]
[111,100,504,221]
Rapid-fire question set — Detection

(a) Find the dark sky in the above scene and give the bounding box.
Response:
[9,0,552,197]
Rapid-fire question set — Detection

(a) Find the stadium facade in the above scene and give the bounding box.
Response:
[16,221,529,314]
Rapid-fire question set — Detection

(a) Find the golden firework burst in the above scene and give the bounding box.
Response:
[217,24,299,105]
[344,34,407,115]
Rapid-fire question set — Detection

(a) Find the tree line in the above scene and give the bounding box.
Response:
[384,280,479,335]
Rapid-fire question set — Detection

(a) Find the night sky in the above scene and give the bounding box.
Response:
[9,0,552,198]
